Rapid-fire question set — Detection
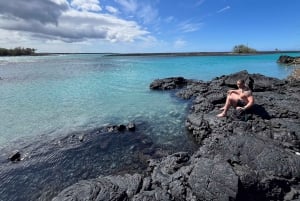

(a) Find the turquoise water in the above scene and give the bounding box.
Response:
[0,53,298,147]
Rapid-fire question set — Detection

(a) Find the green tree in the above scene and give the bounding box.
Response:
[0,47,36,56]
[0,48,9,56]
[232,44,256,53]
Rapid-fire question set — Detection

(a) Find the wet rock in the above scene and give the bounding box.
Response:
[52,174,143,201]
[127,122,136,131]
[8,150,21,162]
[107,125,116,132]
[78,134,84,142]
[53,152,239,201]
[149,77,188,90]
[106,123,135,133]
[176,81,209,99]
[277,55,300,65]
[117,124,127,132]
[185,114,211,143]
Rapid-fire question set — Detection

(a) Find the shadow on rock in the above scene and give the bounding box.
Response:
[249,104,271,120]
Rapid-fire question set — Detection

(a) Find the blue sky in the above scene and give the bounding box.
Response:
[0,0,299,53]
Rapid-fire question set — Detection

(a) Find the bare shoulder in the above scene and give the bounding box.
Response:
[244,90,252,96]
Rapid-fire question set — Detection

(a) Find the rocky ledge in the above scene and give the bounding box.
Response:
[53,70,300,201]
[277,55,300,65]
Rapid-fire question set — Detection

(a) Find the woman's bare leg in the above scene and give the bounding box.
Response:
[220,94,231,110]
[217,94,239,117]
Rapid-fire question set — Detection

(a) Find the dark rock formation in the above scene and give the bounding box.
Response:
[52,174,143,201]
[106,123,136,132]
[53,152,239,201]
[8,150,21,162]
[197,134,300,201]
[277,55,300,65]
[52,71,300,201]
[127,122,136,131]
[150,77,188,90]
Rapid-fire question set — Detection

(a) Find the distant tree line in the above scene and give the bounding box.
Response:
[0,47,36,56]
[232,44,257,54]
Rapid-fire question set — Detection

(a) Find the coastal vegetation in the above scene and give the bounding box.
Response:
[232,44,257,53]
[0,47,36,56]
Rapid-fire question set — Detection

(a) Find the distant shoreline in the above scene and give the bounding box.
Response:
[1,51,300,57]
[105,51,300,57]
[42,50,300,57]
[0,50,300,57]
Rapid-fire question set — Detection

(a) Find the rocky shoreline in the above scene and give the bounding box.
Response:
[51,70,300,201]
[1,70,299,201]
[277,55,300,65]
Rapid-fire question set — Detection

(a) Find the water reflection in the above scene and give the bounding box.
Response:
[0,121,197,201]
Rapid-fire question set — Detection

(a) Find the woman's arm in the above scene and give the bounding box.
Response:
[242,95,254,110]
[236,92,254,111]
[228,89,240,95]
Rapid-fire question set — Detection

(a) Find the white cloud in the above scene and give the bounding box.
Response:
[173,39,186,49]
[50,0,68,6]
[115,0,158,24]
[115,0,138,13]
[137,4,158,24]
[217,6,230,13]
[0,0,68,25]
[164,16,174,23]
[0,29,29,46]
[178,20,203,33]
[65,10,149,42]
[70,0,101,12]
[105,6,119,14]
[0,0,150,46]
[0,0,166,52]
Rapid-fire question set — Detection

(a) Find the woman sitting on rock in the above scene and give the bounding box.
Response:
[217,79,254,117]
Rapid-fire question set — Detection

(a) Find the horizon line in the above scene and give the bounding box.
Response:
[35,50,300,56]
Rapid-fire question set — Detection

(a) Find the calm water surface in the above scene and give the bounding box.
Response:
[0,53,298,147]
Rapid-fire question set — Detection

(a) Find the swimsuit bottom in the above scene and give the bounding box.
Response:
[237,99,246,107]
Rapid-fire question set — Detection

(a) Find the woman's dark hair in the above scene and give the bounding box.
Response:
[248,77,254,91]
[237,79,245,84]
